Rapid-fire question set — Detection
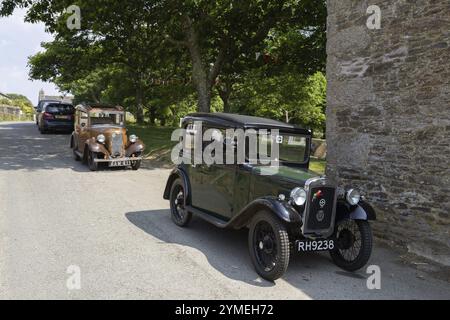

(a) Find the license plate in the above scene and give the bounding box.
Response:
[109,160,131,167]
[55,115,70,119]
[296,239,335,252]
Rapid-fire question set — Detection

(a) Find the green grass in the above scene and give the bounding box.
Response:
[130,124,327,173]
[310,158,326,175]
[127,125,178,163]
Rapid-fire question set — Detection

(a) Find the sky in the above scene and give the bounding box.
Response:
[0,8,61,105]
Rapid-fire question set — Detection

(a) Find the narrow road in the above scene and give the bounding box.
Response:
[0,122,448,299]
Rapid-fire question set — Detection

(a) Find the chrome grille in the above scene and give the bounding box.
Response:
[110,133,123,157]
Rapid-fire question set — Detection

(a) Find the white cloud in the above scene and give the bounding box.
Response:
[0,8,60,105]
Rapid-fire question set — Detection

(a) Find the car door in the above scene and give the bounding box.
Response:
[75,111,89,153]
[190,126,236,220]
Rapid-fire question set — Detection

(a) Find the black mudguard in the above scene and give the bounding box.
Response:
[336,199,377,222]
[163,168,191,205]
[229,197,302,229]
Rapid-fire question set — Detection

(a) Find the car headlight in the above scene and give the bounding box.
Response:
[97,134,105,144]
[290,187,307,206]
[129,134,138,143]
[346,189,361,205]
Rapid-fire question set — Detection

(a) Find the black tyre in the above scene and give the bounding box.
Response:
[72,139,81,161]
[131,160,141,171]
[73,148,81,161]
[248,211,290,281]
[330,219,373,271]
[87,150,99,171]
[169,179,192,227]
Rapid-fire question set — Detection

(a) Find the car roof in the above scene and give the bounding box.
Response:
[75,104,124,112]
[183,112,311,134]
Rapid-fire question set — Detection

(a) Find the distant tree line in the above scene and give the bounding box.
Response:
[1,0,326,134]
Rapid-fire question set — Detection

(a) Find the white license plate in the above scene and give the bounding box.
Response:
[296,239,335,252]
[55,115,70,119]
[109,160,131,167]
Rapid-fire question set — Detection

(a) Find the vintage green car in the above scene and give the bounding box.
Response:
[163,113,376,281]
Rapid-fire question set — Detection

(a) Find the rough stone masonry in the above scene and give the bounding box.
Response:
[326,0,450,265]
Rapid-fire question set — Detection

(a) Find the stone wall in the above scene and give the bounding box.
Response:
[326,0,450,265]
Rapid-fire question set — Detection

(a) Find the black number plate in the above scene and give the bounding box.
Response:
[296,239,335,252]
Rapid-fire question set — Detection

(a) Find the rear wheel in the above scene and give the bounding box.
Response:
[330,219,372,271]
[73,148,81,161]
[169,179,192,227]
[248,211,290,281]
[72,139,80,161]
[87,150,99,171]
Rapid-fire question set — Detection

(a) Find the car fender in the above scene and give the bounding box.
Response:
[229,196,302,229]
[336,199,377,221]
[125,139,145,157]
[85,138,109,155]
[163,167,191,205]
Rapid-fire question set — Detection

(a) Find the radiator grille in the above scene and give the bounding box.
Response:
[302,178,337,238]
[110,133,123,157]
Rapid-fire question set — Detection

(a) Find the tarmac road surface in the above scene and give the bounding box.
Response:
[0,121,449,299]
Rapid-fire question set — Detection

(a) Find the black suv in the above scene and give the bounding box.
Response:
[37,102,75,134]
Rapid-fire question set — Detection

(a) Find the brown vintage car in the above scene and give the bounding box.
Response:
[70,104,145,171]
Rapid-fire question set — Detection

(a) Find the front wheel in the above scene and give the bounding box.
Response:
[248,211,290,281]
[131,160,141,171]
[87,150,99,171]
[330,219,373,271]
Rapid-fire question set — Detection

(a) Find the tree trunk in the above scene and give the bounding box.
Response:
[218,79,232,113]
[182,16,226,113]
[135,88,145,124]
[149,106,157,125]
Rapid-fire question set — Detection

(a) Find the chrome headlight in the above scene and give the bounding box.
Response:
[96,134,105,144]
[290,187,307,206]
[129,134,138,143]
[346,189,361,206]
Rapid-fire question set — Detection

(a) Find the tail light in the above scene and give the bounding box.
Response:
[43,112,54,120]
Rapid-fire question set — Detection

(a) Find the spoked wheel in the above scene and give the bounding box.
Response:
[169,179,192,227]
[330,219,372,271]
[248,211,290,281]
[87,150,99,171]
[131,155,141,170]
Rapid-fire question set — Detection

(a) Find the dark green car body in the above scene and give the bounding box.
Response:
[164,113,376,235]
[164,113,377,280]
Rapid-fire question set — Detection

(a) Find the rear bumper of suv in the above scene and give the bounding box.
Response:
[42,120,74,131]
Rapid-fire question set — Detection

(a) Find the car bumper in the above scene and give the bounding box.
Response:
[93,157,143,163]
[42,121,74,131]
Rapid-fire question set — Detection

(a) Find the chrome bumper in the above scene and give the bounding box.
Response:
[94,157,143,163]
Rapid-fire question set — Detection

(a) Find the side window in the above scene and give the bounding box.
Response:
[80,112,88,127]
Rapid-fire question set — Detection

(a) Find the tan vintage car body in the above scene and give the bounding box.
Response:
[70,104,145,171]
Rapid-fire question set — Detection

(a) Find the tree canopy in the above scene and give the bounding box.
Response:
[1,0,327,133]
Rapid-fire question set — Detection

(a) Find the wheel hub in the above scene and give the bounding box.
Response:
[338,229,355,250]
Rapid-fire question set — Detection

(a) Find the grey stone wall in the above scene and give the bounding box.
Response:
[326,0,450,265]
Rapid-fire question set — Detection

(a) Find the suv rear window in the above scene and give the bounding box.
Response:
[46,104,74,114]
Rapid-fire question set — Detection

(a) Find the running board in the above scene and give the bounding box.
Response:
[186,206,229,228]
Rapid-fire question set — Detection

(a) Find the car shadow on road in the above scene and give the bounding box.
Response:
[125,209,363,293]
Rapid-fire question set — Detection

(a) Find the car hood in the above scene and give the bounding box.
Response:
[252,165,319,185]
[89,126,126,137]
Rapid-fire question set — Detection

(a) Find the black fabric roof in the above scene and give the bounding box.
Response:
[185,112,311,133]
